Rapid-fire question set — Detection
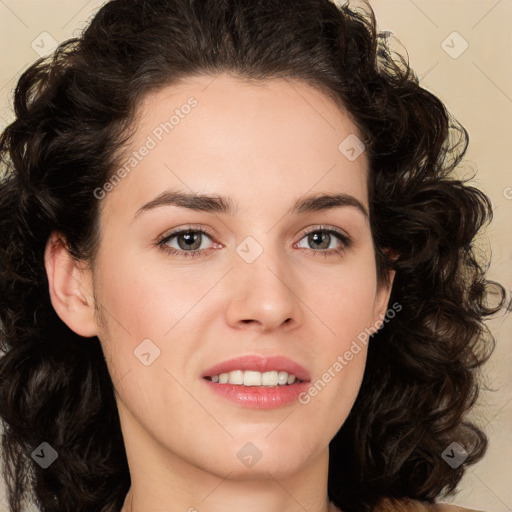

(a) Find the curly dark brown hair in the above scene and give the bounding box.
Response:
[0,0,506,511]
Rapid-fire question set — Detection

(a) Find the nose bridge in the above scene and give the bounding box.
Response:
[224,231,302,330]
[235,231,292,297]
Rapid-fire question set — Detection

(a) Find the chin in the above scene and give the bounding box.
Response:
[219,458,309,481]
[197,437,317,480]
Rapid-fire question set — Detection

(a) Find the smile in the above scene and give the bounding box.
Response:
[205,370,301,386]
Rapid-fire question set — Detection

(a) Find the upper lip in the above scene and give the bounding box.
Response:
[201,354,311,382]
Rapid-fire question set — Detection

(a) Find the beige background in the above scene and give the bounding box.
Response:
[0,1,511,511]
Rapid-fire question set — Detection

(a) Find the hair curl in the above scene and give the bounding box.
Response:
[0,1,506,511]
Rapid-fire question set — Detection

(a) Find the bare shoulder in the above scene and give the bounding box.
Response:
[435,504,486,512]
[374,497,486,512]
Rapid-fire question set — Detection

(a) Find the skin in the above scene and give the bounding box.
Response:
[45,73,395,512]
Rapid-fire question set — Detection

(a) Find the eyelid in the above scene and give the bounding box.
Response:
[157,223,352,258]
[295,224,351,245]
[156,224,220,258]
[159,223,217,242]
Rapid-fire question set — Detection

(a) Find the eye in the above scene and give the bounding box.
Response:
[157,225,352,259]
[157,226,217,259]
[295,226,352,257]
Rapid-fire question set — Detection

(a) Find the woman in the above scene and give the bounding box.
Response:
[0,0,505,511]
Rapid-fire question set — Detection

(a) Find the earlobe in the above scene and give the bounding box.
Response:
[44,232,98,337]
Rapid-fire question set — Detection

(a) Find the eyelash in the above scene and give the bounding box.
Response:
[157,224,352,259]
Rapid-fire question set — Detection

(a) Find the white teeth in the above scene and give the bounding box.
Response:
[261,371,279,386]
[208,370,300,386]
[244,370,261,386]
[228,370,244,385]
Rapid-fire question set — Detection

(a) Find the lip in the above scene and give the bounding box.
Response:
[202,379,310,409]
[200,354,312,410]
[201,354,311,382]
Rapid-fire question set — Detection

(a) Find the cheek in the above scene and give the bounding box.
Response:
[93,251,186,341]
[90,254,168,384]
[91,250,215,415]
[293,262,377,409]
[308,259,379,341]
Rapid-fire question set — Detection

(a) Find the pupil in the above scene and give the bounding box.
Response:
[310,231,328,249]
[180,231,200,250]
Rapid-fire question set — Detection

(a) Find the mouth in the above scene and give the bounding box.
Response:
[204,369,304,387]
[201,355,311,409]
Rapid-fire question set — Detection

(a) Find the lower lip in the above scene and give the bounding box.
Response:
[203,379,310,409]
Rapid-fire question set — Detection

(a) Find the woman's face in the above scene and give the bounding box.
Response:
[82,73,393,479]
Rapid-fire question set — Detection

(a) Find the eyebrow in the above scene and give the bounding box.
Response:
[133,189,369,220]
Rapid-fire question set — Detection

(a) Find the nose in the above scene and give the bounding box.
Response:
[224,244,304,333]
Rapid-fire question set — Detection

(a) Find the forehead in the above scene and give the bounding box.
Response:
[101,73,369,221]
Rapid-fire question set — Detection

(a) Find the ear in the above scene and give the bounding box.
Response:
[371,268,396,326]
[44,232,98,337]
[371,246,399,327]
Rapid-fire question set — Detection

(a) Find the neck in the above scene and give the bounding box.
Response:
[120,485,340,512]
